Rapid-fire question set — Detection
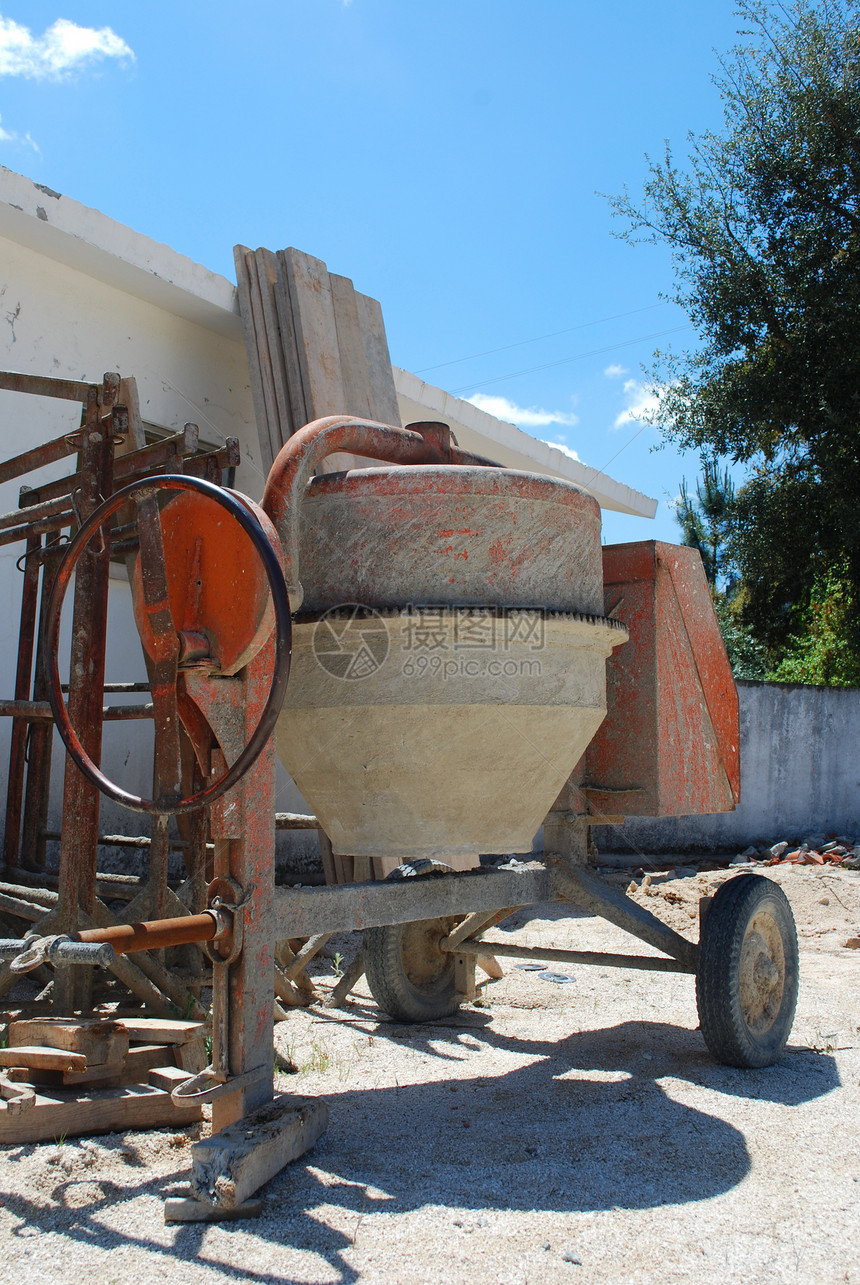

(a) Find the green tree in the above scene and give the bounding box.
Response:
[769,560,860,685]
[675,456,736,588]
[674,457,770,678]
[610,0,860,681]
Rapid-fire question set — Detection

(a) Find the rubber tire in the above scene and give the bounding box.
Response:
[363,859,463,1023]
[696,873,799,1068]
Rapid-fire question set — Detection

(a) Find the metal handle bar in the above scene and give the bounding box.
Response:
[48,938,116,967]
[0,939,31,959]
[5,933,117,972]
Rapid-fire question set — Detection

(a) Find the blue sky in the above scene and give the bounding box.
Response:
[0,1,745,544]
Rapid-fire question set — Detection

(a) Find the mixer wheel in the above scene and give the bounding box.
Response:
[363,859,463,1022]
[696,873,798,1067]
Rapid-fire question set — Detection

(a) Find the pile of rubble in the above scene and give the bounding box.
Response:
[731,836,860,869]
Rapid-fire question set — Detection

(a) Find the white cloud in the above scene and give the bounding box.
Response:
[539,439,581,463]
[0,14,133,80]
[603,364,628,379]
[0,112,38,150]
[613,378,662,429]
[466,392,579,429]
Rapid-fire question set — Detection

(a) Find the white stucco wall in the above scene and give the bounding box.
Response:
[0,216,312,840]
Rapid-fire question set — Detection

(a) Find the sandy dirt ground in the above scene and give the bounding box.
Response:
[0,862,858,1285]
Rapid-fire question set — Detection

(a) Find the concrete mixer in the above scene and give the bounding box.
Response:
[2,412,799,1216]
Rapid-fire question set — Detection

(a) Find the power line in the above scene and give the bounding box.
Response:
[450,324,692,395]
[583,422,651,489]
[414,301,672,375]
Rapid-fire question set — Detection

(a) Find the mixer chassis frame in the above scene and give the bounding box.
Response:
[272,858,699,976]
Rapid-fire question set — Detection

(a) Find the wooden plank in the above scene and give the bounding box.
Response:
[165,1194,263,1223]
[61,1061,126,1088]
[119,1017,206,1045]
[175,1037,208,1075]
[356,290,401,427]
[1,1067,36,1082]
[272,250,308,434]
[1,1087,35,1114]
[339,855,355,884]
[0,1083,203,1145]
[330,274,375,419]
[233,244,280,473]
[103,942,180,1019]
[246,245,283,467]
[477,954,504,979]
[273,965,313,1009]
[283,933,332,981]
[281,248,345,423]
[10,1062,126,1089]
[0,1073,36,1114]
[116,376,146,450]
[123,1045,176,1081]
[454,953,477,1001]
[148,1065,191,1091]
[324,948,365,1009]
[352,856,372,883]
[9,1018,129,1065]
[191,1093,328,1208]
[0,1046,86,1072]
[317,829,338,886]
[253,250,294,451]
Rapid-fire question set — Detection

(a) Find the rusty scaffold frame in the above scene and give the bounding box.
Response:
[0,369,239,1019]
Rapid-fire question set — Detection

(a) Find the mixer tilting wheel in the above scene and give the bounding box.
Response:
[45,474,291,813]
[696,873,799,1068]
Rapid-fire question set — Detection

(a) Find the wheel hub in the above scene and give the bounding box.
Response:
[739,916,785,1033]
[402,917,459,989]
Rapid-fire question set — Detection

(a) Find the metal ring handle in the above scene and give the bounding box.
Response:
[44,474,292,816]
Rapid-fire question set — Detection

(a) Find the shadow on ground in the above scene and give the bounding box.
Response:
[0,1014,838,1283]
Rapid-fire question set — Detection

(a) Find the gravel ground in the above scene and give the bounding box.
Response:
[1,863,858,1285]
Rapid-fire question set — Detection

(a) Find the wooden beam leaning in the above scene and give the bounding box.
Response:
[271,250,308,439]
[253,249,295,449]
[234,245,280,474]
[245,249,286,468]
[330,273,376,421]
[280,247,345,422]
[355,290,402,429]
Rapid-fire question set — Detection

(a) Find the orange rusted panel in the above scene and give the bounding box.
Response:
[130,490,277,677]
[584,541,740,818]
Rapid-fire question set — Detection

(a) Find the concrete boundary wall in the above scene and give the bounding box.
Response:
[592,680,860,855]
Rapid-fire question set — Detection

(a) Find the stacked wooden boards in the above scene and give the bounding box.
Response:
[234,245,402,474]
[0,1016,207,1142]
